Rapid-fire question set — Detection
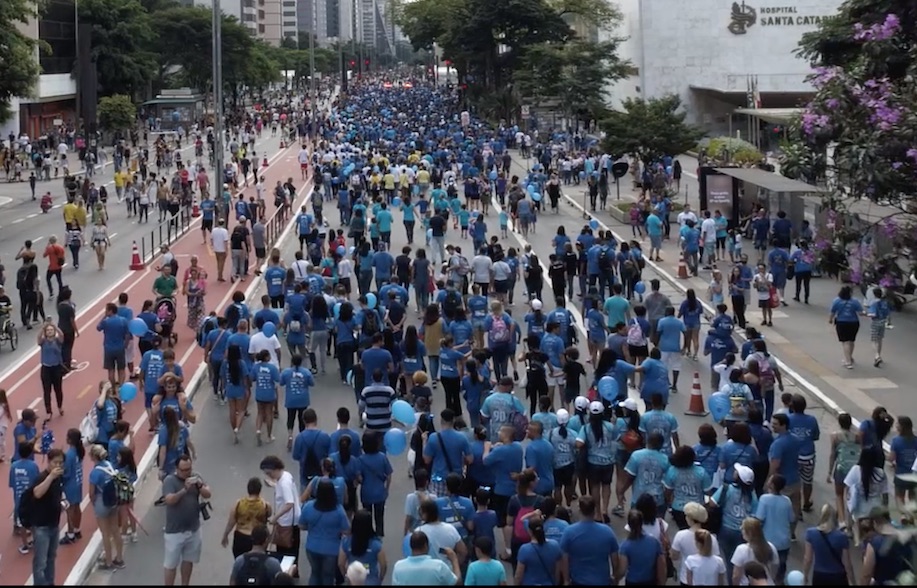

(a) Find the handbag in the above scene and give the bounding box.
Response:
[272,524,294,549]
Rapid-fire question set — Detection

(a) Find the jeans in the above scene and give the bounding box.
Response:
[337,341,355,382]
[358,270,373,296]
[306,550,337,586]
[718,527,743,583]
[41,364,64,413]
[46,269,63,296]
[69,244,80,268]
[431,236,446,268]
[231,248,247,277]
[404,221,415,243]
[32,525,59,585]
[428,355,440,381]
[795,271,811,301]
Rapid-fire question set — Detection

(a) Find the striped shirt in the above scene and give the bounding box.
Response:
[360,383,395,431]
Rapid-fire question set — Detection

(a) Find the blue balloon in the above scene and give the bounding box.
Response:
[709,393,731,423]
[384,428,408,455]
[531,192,542,202]
[348,246,355,256]
[366,293,378,310]
[785,571,805,586]
[527,184,536,194]
[589,219,599,230]
[426,228,433,241]
[128,318,148,337]
[488,169,497,181]
[336,245,346,256]
[334,302,341,319]
[578,170,586,179]
[597,376,617,402]
[392,399,416,426]
[393,197,402,207]
[346,369,354,387]
[634,281,646,295]
[262,322,277,338]
[119,382,138,404]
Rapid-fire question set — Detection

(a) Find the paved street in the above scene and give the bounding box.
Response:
[83,152,859,584]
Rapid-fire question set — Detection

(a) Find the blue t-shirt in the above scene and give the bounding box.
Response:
[624,448,671,506]
[788,412,820,457]
[361,347,394,383]
[639,410,679,456]
[435,494,475,538]
[340,536,384,584]
[140,349,165,395]
[892,436,917,476]
[281,366,314,409]
[423,429,471,480]
[678,300,703,329]
[9,458,40,510]
[483,442,523,496]
[755,493,794,550]
[62,446,84,500]
[805,527,849,575]
[621,536,663,583]
[576,422,616,466]
[525,439,555,494]
[157,423,189,475]
[714,483,759,531]
[97,315,129,353]
[358,452,392,504]
[517,540,562,585]
[263,266,286,297]
[561,520,619,585]
[769,432,801,485]
[249,361,280,402]
[830,297,863,323]
[465,559,506,586]
[719,441,758,482]
[480,392,525,442]
[299,502,349,556]
[663,465,710,511]
[438,347,464,378]
[655,316,686,353]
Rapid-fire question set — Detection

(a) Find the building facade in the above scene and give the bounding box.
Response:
[603,0,843,133]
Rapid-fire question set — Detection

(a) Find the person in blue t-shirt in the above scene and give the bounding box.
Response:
[767,413,801,537]
[829,286,864,369]
[786,394,820,513]
[560,496,620,584]
[655,308,686,392]
[9,442,40,552]
[619,509,665,585]
[356,432,393,536]
[97,303,130,386]
[281,354,315,442]
[623,431,671,513]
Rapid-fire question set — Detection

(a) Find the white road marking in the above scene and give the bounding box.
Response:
[10,218,23,224]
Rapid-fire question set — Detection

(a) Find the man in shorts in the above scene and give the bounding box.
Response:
[97,302,130,386]
[655,306,686,393]
[162,455,212,586]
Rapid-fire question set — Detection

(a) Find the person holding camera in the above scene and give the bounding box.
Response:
[162,455,212,586]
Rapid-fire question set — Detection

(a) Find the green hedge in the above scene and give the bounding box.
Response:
[697,136,764,165]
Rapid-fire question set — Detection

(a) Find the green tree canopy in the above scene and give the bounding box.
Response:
[0,0,41,123]
[779,0,917,290]
[601,95,705,164]
[78,0,156,96]
[98,94,137,130]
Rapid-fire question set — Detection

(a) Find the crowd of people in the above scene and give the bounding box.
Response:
[2,76,915,588]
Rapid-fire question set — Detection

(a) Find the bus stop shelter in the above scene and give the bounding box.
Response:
[713,167,826,229]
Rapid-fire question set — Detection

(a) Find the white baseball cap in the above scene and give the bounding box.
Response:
[618,398,638,412]
[531,299,543,311]
[574,396,589,411]
[555,408,570,425]
[734,464,755,485]
[589,401,605,415]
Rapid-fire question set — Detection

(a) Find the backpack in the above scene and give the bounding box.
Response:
[598,248,614,272]
[362,310,379,337]
[196,316,217,348]
[443,290,463,317]
[619,428,643,452]
[456,255,470,276]
[97,465,133,507]
[17,485,36,528]
[230,227,246,249]
[489,315,511,343]
[513,503,537,543]
[236,552,274,585]
[757,354,776,389]
[626,319,646,347]
[511,411,529,443]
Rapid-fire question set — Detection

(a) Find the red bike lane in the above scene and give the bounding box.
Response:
[0,144,313,585]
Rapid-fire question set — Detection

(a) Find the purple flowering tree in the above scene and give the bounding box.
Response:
[780,5,917,296]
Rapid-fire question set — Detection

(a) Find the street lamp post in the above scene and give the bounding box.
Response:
[309,0,317,130]
[212,0,224,191]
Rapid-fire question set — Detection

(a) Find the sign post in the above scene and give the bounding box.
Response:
[611,161,629,201]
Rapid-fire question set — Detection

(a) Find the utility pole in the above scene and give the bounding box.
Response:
[212,0,224,196]
[309,0,317,129]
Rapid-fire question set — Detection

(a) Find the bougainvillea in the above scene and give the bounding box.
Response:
[780,0,917,296]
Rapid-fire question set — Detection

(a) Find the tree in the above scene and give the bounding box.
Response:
[779,1,917,292]
[97,94,137,131]
[0,0,42,122]
[601,95,705,164]
[78,0,156,97]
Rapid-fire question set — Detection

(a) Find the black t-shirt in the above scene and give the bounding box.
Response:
[57,301,75,334]
[429,215,446,237]
[31,471,63,527]
[395,255,411,279]
[17,264,38,292]
[230,227,249,250]
[549,260,566,282]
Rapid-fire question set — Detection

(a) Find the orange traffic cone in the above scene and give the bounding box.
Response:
[685,372,709,416]
[191,199,200,218]
[129,240,144,271]
[279,138,286,149]
[677,259,688,279]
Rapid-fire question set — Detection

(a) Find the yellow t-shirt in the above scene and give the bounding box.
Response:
[417,169,430,185]
[113,171,126,188]
[383,173,396,190]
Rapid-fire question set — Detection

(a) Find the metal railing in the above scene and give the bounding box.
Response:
[264,202,292,249]
[138,207,193,262]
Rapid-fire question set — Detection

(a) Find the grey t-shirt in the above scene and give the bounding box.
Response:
[163,473,202,534]
[644,292,672,322]
[252,222,266,250]
[230,552,282,584]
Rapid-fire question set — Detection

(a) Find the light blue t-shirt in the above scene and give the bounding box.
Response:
[624,448,671,506]
[639,410,679,456]
[755,493,794,550]
[655,316,686,353]
[465,558,506,586]
[830,297,863,322]
[663,464,711,511]
[576,422,616,466]
[480,392,525,442]
[548,427,577,468]
[713,483,759,531]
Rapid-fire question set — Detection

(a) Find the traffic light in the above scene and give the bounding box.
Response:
[444,59,451,66]
[349,60,356,68]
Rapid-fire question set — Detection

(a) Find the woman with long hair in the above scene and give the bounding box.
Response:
[419,304,444,385]
[710,464,759,580]
[461,359,487,428]
[844,446,888,545]
[685,529,726,585]
[222,343,249,443]
[438,335,465,416]
[116,445,138,540]
[829,285,864,369]
[889,415,917,510]
[548,409,577,507]
[37,321,66,419]
[157,406,192,479]
[183,265,207,330]
[514,517,562,585]
[331,435,361,515]
[310,294,330,374]
[678,288,703,359]
[617,509,665,585]
[357,432,393,537]
[334,302,358,384]
[60,428,85,545]
[730,517,778,585]
[410,248,432,313]
[827,412,861,532]
[400,325,427,395]
[574,402,615,521]
[300,479,350,586]
[693,424,721,491]
[802,504,854,585]
[221,477,272,558]
[88,444,124,570]
[506,469,543,565]
[338,509,387,585]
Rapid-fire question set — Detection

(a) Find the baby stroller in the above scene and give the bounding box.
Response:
[155,296,178,346]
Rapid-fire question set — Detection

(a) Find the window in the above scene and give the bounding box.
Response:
[243,13,256,21]
[283,10,295,16]
[258,9,265,19]
[38,0,77,75]
[242,0,255,7]
[284,20,297,27]
[259,23,266,33]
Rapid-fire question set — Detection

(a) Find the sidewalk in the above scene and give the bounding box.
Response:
[509,148,917,428]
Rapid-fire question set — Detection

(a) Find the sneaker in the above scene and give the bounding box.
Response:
[18,545,30,555]
[113,559,126,569]
[612,505,626,517]
[97,563,114,571]
[130,532,138,543]
[59,534,77,545]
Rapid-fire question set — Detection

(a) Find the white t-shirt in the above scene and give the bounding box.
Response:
[493,260,511,281]
[624,519,669,542]
[685,554,726,585]
[337,258,354,279]
[701,218,718,243]
[753,273,773,300]
[471,255,493,284]
[211,227,230,253]
[671,528,721,584]
[291,259,310,281]
[417,522,461,564]
[249,331,282,368]
[730,542,779,585]
[298,149,310,164]
[273,470,301,526]
[677,211,698,226]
